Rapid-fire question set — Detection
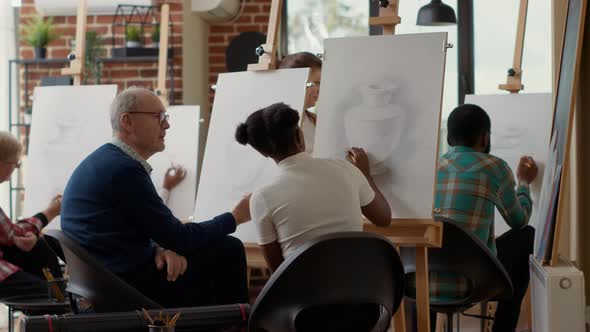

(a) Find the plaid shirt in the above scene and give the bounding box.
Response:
[408,146,532,302]
[0,207,47,282]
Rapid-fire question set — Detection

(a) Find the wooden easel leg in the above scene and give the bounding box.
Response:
[393,298,406,331]
[435,313,445,332]
[246,267,252,288]
[416,247,431,332]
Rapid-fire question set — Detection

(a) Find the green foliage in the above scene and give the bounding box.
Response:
[126,25,142,42]
[151,24,160,43]
[21,15,60,48]
[84,31,106,84]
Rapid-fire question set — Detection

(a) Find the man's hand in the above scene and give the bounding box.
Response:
[347,147,371,177]
[154,248,187,282]
[43,194,62,221]
[232,194,252,225]
[14,232,38,252]
[517,156,538,184]
[163,165,187,190]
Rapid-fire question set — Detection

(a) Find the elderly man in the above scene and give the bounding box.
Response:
[61,87,251,307]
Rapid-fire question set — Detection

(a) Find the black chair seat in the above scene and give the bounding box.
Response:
[249,232,405,332]
[400,218,513,331]
[44,230,162,313]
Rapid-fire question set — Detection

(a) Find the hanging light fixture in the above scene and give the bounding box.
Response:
[416,0,457,26]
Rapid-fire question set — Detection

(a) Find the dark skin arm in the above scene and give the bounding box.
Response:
[261,241,284,273]
[347,147,392,226]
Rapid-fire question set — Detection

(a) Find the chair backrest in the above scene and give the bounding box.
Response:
[44,230,162,313]
[400,218,513,308]
[249,232,405,332]
[43,233,65,262]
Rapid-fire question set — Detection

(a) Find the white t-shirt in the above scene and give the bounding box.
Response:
[250,152,375,258]
[301,111,316,154]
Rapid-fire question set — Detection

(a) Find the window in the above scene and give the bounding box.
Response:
[474,0,552,94]
[396,0,459,119]
[285,0,370,55]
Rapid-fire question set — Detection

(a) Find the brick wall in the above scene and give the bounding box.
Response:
[18,0,184,112]
[207,0,271,103]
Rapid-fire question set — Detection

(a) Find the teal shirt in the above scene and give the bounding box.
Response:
[407,146,533,302]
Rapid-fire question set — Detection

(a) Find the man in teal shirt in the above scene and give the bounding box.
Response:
[410,104,538,331]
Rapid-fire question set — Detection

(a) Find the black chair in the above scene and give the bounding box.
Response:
[249,232,405,332]
[43,232,65,262]
[44,230,162,313]
[400,218,513,332]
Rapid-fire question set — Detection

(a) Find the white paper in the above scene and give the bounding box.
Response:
[24,85,118,228]
[194,68,309,242]
[464,93,552,236]
[148,105,200,221]
[314,33,448,219]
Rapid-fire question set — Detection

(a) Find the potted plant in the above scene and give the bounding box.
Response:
[151,24,160,48]
[84,31,106,84]
[125,25,142,48]
[21,15,60,59]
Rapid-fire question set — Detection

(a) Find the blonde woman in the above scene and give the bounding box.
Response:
[0,131,62,297]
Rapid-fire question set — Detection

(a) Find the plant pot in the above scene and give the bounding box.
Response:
[344,84,405,175]
[148,325,174,332]
[126,41,141,48]
[34,47,47,59]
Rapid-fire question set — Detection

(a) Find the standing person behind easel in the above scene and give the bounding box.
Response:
[278,52,322,154]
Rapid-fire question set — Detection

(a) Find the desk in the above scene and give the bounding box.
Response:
[1,294,70,332]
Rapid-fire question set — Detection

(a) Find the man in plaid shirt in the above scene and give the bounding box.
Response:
[410,104,538,332]
[0,131,63,298]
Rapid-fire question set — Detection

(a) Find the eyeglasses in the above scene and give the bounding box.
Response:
[129,111,169,124]
[306,81,320,88]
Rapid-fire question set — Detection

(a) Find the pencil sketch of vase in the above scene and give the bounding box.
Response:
[45,112,84,187]
[344,84,404,175]
[492,126,527,152]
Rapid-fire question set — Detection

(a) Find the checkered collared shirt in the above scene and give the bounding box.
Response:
[112,138,152,174]
[0,207,46,282]
[407,145,532,302]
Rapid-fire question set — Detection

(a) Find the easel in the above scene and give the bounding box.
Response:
[369,0,402,35]
[242,0,284,286]
[489,1,533,330]
[247,0,282,71]
[498,0,528,93]
[156,3,170,106]
[368,3,444,332]
[61,0,87,85]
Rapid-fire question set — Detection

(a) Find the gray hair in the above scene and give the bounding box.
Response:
[0,131,22,162]
[110,87,156,132]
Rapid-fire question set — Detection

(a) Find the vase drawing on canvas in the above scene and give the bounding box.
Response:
[344,83,404,175]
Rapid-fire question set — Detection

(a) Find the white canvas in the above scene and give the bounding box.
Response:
[23,85,117,228]
[464,94,552,236]
[149,105,200,221]
[194,68,309,242]
[313,33,448,219]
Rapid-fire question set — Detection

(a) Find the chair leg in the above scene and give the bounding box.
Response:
[8,306,13,332]
[446,312,453,332]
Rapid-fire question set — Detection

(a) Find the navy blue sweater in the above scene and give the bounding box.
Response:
[61,144,236,274]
